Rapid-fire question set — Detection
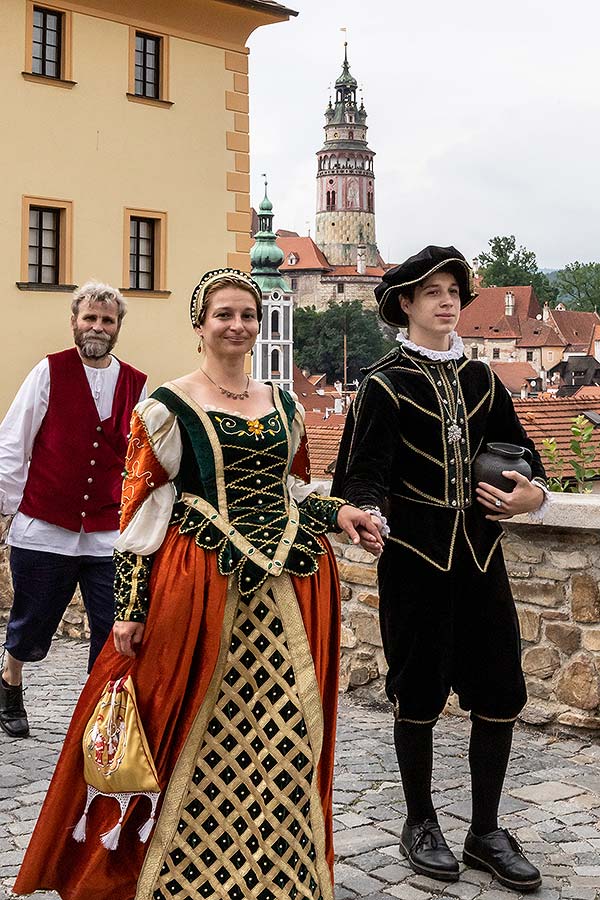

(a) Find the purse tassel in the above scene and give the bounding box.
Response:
[138,790,160,843]
[72,811,88,843]
[100,818,123,851]
[72,784,96,843]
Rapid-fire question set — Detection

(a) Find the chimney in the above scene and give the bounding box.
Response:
[334,397,343,414]
[504,290,515,317]
[540,367,547,390]
[542,302,550,323]
[357,243,366,275]
[520,382,528,400]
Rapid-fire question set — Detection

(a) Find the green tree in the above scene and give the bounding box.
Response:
[476,235,558,304]
[294,299,394,384]
[555,261,600,311]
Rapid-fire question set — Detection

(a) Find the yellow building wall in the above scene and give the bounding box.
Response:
[0,0,281,413]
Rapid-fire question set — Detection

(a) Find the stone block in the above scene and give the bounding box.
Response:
[558,710,600,729]
[518,608,541,642]
[349,665,373,687]
[349,612,382,647]
[510,781,586,803]
[336,560,378,587]
[522,645,561,679]
[340,584,352,602]
[519,702,557,725]
[507,562,531,579]
[571,574,600,623]
[344,545,376,565]
[527,679,552,700]
[61,607,83,626]
[338,655,351,693]
[357,591,379,609]
[512,580,564,608]
[541,610,569,621]
[548,550,590,569]
[556,654,600,710]
[503,538,543,564]
[340,624,357,649]
[581,628,600,652]
[545,622,581,654]
[535,565,571,582]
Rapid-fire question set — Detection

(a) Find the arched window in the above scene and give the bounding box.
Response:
[271,348,281,375]
[271,309,280,338]
[348,130,354,140]
[331,190,336,209]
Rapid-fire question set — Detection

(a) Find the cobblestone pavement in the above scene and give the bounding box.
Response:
[1,634,599,900]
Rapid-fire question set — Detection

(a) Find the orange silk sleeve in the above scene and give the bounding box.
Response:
[290,431,311,484]
[120,410,170,532]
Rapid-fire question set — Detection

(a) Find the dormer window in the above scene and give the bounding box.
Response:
[287,253,298,266]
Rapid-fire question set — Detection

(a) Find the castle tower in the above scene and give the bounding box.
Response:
[250,181,294,392]
[315,44,378,267]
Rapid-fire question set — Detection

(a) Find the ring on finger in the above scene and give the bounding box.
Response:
[494,498,502,508]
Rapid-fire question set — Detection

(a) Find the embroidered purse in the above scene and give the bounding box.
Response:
[73,675,160,850]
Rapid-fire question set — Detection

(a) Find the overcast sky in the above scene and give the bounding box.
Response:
[247,0,600,270]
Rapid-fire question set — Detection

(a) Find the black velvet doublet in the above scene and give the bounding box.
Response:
[333,346,545,572]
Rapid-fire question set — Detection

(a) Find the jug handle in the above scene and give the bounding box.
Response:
[522,447,533,463]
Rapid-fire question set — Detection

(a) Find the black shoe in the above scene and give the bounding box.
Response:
[0,678,30,738]
[399,819,459,882]
[463,828,542,893]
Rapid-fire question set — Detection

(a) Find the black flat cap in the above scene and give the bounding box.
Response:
[375,245,477,327]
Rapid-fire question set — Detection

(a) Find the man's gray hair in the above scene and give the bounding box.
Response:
[71,282,127,322]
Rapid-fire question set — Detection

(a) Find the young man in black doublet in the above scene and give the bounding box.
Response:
[333,246,548,893]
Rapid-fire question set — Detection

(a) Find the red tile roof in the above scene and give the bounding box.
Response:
[490,362,540,394]
[571,385,600,400]
[304,421,345,477]
[518,318,566,348]
[515,396,600,477]
[276,236,331,271]
[458,286,542,338]
[547,309,600,353]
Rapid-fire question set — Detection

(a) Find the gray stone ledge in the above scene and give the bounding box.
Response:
[508,493,600,531]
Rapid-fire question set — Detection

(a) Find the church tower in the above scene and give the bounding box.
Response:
[250,181,294,392]
[315,44,378,267]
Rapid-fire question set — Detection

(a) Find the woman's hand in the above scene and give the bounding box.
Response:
[337,505,385,556]
[476,471,545,521]
[113,621,145,657]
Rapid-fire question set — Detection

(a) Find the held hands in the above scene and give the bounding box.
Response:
[113,621,145,657]
[476,470,545,521]
[337,505,385,556]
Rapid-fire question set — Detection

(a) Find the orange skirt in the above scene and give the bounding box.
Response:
[14,527,340,900]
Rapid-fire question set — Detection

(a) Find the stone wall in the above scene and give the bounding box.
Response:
[2,494,600,731]
[330,494,600,731]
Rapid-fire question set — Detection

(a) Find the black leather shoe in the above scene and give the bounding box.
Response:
[463,828,542,893]
[0,678,30,738]
[399,819,459,882]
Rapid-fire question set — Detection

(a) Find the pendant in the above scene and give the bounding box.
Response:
[220,387,250,401]
[447,422,462,443]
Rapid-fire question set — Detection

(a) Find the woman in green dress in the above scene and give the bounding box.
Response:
[15,268,383,900]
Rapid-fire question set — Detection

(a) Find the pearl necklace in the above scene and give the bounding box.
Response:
[200,368,250,401]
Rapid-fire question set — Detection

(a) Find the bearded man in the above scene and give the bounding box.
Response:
[0,282,146,737]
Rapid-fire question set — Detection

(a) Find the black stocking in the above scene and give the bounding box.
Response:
[393,720,436,825]
[469,716,514,836]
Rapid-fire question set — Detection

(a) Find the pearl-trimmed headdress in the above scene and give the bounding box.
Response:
[190,268,263,326]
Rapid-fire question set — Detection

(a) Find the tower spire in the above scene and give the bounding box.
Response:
[315,44,378,268]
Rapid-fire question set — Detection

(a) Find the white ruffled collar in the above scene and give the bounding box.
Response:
[396,330,465,362]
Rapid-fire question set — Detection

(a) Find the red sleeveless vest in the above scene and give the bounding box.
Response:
[20,348,146,533]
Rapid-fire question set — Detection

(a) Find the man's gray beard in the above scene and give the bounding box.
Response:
[74,331,117,359]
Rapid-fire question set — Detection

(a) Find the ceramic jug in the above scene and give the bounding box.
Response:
[472,442,532,493]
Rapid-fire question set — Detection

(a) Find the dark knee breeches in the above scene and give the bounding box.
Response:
[378,537,526,723]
